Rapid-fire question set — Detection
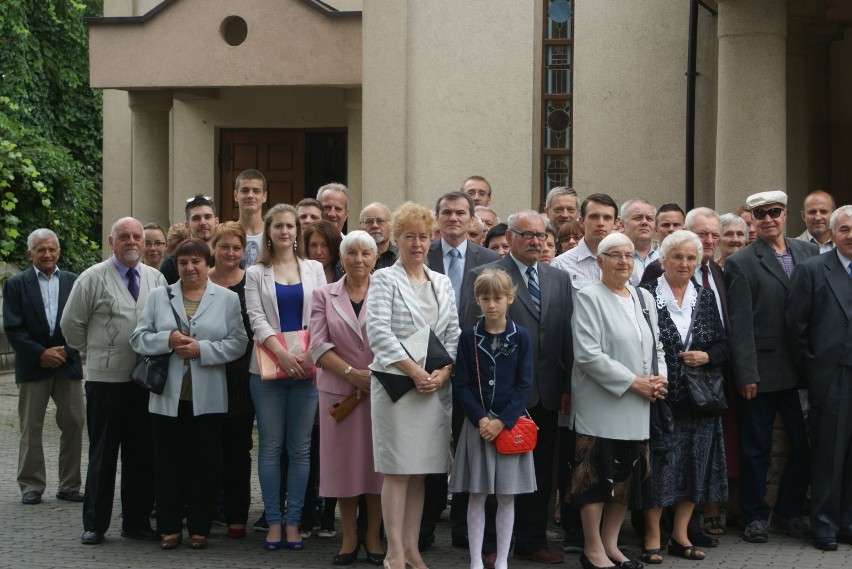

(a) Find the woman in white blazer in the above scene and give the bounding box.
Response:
[365,202,460,569]
[568,232,668,569]
[130,238,247,550]
[245,204,327,551]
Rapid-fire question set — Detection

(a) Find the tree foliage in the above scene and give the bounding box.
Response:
[0,0,103,276]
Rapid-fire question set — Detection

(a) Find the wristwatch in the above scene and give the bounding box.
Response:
[343,366,352,376]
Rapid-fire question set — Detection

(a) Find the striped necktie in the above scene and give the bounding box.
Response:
[448,248,463,309]
[526,266,541,314]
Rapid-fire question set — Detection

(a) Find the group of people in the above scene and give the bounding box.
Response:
[3,167,851,569]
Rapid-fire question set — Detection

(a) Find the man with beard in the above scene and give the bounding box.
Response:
[61,217,167,544]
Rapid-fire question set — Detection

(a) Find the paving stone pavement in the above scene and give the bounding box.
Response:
[0,373,849,568]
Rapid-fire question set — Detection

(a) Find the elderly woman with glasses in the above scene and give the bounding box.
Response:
[570,232,668,569]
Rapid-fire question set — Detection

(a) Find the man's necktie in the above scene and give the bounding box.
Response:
[448,248,462,309]
[127,267,139,301]
[526,266,541,314]
[701,264,711,289]
[848,261,852,280]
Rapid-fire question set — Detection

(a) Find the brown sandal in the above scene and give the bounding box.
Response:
[640,548,663,564]
[703,516,725,535]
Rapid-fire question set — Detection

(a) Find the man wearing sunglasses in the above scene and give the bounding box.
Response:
[724,190,818,545]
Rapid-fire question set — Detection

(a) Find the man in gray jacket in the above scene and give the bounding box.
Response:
[725,191,817,544]
[61,217,167,545]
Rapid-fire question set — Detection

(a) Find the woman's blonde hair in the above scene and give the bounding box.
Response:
[473,267,516,299]
[391,201,435,243]
[210,221,247,249]
[258,204,303,265]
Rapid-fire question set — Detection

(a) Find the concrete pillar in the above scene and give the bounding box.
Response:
[831,29,852,204]
[715,0,787,214]
[128,91,173,230]
[345,88,363,216]
[785,15,810,227]
[362,0,408,207]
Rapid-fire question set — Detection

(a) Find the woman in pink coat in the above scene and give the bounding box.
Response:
[311,230,384,566]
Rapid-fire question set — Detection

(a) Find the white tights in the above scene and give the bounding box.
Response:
[467,493,515,569]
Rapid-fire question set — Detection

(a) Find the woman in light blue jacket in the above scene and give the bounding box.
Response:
[131,238,247,550]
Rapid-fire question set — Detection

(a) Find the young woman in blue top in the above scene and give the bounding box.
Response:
[450,268,537,569]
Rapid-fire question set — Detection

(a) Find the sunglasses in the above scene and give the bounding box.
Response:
[186,195,214,204]
[752,207,785,220]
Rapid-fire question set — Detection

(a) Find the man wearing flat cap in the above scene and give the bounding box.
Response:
[724,190,818,544]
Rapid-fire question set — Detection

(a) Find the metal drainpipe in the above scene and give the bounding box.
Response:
[686,1,718,211]
[685,0,699,212]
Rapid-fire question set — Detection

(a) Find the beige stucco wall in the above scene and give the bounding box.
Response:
[362,0,539,221]
[90,0,361,89]
[572,1,718,210]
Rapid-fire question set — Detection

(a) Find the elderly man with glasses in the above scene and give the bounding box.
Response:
[724,190,818,544]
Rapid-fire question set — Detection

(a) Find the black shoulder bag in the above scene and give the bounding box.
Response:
[129,286,182,395]
[681,294,727,415]
[635,289,674,436]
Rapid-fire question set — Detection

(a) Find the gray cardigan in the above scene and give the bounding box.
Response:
[60,259,166,382]
[570,282,667,440]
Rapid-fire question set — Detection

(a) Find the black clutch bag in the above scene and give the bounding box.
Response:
[374,329,453,403]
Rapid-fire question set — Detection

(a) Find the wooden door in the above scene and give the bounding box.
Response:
[219,129,306,221]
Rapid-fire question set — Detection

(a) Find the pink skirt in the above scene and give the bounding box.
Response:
[318,388,384,497]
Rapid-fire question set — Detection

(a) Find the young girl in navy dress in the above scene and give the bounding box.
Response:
[450,268,537,569]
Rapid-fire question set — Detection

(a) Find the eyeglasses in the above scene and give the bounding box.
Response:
[510,229,547,241]
[360,217,388,226]
[145,241,166,248]
[599,252,635,262]
[752,207,785,220]
[186,195,214,204]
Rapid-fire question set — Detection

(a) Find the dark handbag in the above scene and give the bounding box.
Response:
[374,329,454,403]
[681,300,727,415]
[129,285,181,395]
[635,289,674,436]
[473,326,537,454]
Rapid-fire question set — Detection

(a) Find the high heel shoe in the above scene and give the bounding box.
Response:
[580,553,617,569]
[159,534,182,550]
[332,542,361,565]
[364,544,387,566]
[262,539,282,551]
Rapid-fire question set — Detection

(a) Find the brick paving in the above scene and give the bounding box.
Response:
[0,373,849,569]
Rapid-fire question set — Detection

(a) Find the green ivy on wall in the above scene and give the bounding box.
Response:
[0,0,103,277]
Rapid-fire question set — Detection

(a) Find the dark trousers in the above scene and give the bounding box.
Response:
[83,381,155,534]
[514,404,558,554]
[809,368,852,539]
[152,401,224,536]
[738,388,810,524]
[221,411,254,525]
[558,427,583,536]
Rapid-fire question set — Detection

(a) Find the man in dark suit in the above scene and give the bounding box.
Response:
[463,210,574,564]
[421,190,499,557]
[725,191,818,544]
[3,229,84,506]
[786,204,852,551]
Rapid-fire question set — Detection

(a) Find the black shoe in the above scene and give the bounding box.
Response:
[252,512,269,532]
[211,511,227,527]
[611,559,644,569]
[332,542,360,565]
[121,526,159,541]
[580,553,617,569]
[81,531,104,545]
[687,527,719,547]
[21,491,42,505]
[56,490,84,502]
[813,538,838,551]
[418,532,435,552]
[364,546,386,566]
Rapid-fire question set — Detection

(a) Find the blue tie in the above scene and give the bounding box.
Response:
[848,262,852,280]
[127,268,139,301]
[448,248,463,309]
[526,266,541,315]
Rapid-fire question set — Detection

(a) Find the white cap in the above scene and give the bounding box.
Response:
[746,190,788,209]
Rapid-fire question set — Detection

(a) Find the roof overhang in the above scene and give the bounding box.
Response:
[87,0,362,90]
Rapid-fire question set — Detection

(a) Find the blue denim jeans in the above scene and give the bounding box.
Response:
[250,373,318,527]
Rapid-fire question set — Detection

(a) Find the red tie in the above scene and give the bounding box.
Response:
[701,264,711,289]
